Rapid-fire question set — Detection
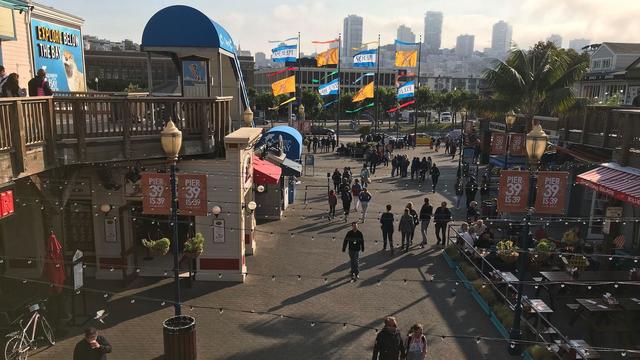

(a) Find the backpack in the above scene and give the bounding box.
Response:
[407,334,427,353]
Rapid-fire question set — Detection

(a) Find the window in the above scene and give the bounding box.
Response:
[64,200,95,252]
[601,58,611,69]
[592,60,601,69]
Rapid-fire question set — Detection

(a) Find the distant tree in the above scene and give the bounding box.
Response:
[300,89,323,119]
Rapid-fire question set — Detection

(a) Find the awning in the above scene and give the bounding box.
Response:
[252,155,281,185]
[281,158,302,177]
[576,162,640,206]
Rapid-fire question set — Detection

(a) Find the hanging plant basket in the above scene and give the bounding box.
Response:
[498,251,519,264]
[142,238,170,256]
[183,233,204,259]
[184,250,203,259]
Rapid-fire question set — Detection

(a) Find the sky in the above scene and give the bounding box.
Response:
[39,0,640,55]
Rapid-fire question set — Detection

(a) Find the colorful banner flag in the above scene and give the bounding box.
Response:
[509,133,526,156]
[345,102,374,113]
[395,39,420,46]
[353,72,374,84]
[323,99,338,108]
[318,78,340,97]
[490,133,506,155]
[317,48,339,66]
[497,170,530,213]
[268,36,299,43]
[397,81,415,99]
[387,100,416,113]
[395,50,417,67]
[352,41,379,51]
[353,49,377,67]
[312,39,339,44]
[312,70,339,83]
[178,174,208,216]
[352,82,375,102]
[141,173,171,215]
[267,67,296,77]
[535,171,569,214]
[271,44,297,62]
[268,96,297,110]
[271,75,296,96]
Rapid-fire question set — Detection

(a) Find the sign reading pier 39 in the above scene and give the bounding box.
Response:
[31,19,86,92]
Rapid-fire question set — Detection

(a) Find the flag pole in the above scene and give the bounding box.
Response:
[413,35,422,147]
[297,31,301,100]
[374,34,381,134]
[336,33,342,145]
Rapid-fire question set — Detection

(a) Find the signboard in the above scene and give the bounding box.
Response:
[178,174,207,216]
[534,171,569,214]
[213,219,225,243]
[489,122,506,133]
[497,171,529,213]
[31,18,85,92]
[141,173,171,215]
[104,218,118,242]
[182,60,208,97]
[304,154,315,166]
[602,206,623,235]
[0,7,16,40]
[509,133,526,156]
[0,190,14,218]
[491,133,506,155]
[72,250,84,290]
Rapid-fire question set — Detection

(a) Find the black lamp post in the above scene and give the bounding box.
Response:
[160,119,183,316]
[508,123,548,354]
[504,110,516,170]
[457,109,467,179]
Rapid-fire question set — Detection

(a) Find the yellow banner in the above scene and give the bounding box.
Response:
[395,50,417,67]
[271,75,296,96]
[316,48,339,67]
[352,82,374,102]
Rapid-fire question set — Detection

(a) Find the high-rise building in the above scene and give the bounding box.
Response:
[491,21,512,55]
[569,38,590,52]
[343,14,363,62]
[255,52,266,63]
[456,34,475,57]
[424,11,443,52]
[547,34,563,48]
[397,25,416,44]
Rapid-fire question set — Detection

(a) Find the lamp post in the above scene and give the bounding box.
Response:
[503,110,516,170]
[508,123,548,354]
[457,109,467,180]
[160,119,183,316]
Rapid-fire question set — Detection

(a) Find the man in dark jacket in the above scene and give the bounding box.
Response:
[379,204,395,253]
[332,168,342,190]
[28,69,53,96]
[419,197,433,247]
[73,327,112,360]
[372,316,405,360]
[342,222,364,279]
[465,176,478,207]
[433,201,452,246]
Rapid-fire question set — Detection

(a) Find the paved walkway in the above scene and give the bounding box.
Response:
[29,136,511,360]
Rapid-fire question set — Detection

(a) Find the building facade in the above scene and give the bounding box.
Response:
[424,11,443,53]
[491,20,512,56]
[547,34,563,48]
[397,25,416,44]
[455,34,475,58]
[342,15,363,64]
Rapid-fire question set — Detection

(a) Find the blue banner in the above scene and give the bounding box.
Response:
[31,19,85,92]
[353,72,374,84]
[318,78,339,96]
[397,81,415,99]
[395,39,419,46]
[353,49,377,67]
[271,44,297,62]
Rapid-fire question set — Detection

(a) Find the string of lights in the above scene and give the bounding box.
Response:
[0,273,637,356]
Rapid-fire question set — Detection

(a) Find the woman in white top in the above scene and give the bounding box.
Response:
[406,323,427,360]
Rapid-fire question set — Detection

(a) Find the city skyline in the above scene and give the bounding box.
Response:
[37,0,640,55]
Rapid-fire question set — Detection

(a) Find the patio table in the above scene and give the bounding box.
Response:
[539,270,633,282]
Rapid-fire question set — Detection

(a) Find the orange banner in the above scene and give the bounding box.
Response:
[497,171,529,213]
[491,132,506,155]
[316,48,338,66]
[178,174,208,216]
[509,133,526,156]
[141,173,171,215]
[535,171,569,214]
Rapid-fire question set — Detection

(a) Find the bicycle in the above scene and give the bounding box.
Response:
[3,301,55,360]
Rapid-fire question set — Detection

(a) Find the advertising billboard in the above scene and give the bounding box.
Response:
[31,18,85,92]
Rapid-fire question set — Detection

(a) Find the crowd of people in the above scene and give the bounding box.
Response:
[304,134,337,153]
[0,66,54,98]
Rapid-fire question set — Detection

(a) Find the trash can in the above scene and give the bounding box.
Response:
[163,315,196,360]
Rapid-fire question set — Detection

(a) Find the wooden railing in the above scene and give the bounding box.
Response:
[561,105,639,149]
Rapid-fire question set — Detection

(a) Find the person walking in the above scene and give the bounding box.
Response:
[73,327,112,360]
[340,181,352,223]
[328,189,337,220]
[410,157,419,180]
[1,73,21,97]
[391,155,398,177]
[331,137,337,152]
[418,157,428,183]
[406,202,419,244]
[360,164,371,189]
[359,188,372,223]
[450,142,457,160]
[351,178,363,211]
[342,222,364,280]
[419,198,433,247]
[379,204,395,253]
[430,163,440,193]
[332,168,342,190]
[399,208,415,252]
[372,317,405,360]
[434,201,452,246]
[28,69,53,97]
[369,151,378,174]
[312,136,319,153]
[306,137,312,153]
[405,324,427,360]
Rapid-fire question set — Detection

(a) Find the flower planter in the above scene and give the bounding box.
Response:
[150,248,169,257]
[498,252,519,264]
[183,250,202,259]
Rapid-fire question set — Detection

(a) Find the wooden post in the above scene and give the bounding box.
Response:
[122,98,131,159]
[42,97,57,167]
[602,109,612,148]
[72,99,86,162]
[9,100,27,175]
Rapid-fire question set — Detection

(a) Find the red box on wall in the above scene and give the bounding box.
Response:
[1,190,14,218]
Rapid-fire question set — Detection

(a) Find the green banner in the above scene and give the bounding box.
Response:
[345,102,374,114]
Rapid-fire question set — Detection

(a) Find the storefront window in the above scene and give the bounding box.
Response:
[64,200,95,252]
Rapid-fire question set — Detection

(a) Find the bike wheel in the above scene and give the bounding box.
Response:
[4,335,29,360]
[38,317,55,346]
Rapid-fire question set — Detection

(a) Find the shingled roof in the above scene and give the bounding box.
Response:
[603,42,640,54]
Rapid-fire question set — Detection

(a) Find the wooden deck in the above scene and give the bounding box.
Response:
[0,95,233,184]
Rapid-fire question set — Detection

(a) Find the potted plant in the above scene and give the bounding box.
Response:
[184,233,204,258]
[496,239,519,263]
[142,238,170,256]
[531,238,556,264]
[562,228,580,247]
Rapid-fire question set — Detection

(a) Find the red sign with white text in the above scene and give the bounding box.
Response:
[509,133,526,156]
[0,190,14,218]
[535,171,569,214]
[491,133,506,155]
[178,174,208,216]
[141,173,171,215]
[497,171,529,213]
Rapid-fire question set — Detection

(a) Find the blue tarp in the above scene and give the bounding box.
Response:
[262,126,303,161]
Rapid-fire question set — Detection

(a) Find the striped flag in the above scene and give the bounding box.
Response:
[318,79,340,96]
[397,81,415,99]
[614,234,626,249]
[353,49,377,67]
[271,45,297,62]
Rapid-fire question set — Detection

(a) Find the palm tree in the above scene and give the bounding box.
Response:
[483,42,588,122]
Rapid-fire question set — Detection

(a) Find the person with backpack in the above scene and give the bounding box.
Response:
[379,204,395,253]
[328,189,337,220]
[340,180,353,223]
[342,222,364,280]
[332,168,342,190]
[434,201,452,246]
[351,178,363,211]
[430,163,440,193]
[372,316,405,360]
[405,323,427,360]
[399,208,415,252]
[418,198,433,248]
[360,163,371,189]
[358,188,372,223]
[28,69,53,96]
[406,202,419,244]
[1,73,21,97]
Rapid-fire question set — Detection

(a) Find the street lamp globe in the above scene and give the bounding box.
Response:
[99,204,112,214]
[243,108,254,127]
[247,201,257,211]
[160,119,182,160]
[525,124,548,163]
[505,110,517,128]
[211,205,222,216]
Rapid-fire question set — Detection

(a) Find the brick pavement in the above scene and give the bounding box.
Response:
[28,136,511,360]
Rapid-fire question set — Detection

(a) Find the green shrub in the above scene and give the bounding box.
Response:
[493,303,514,329]
[472,279,497,306]
[142,238,170,255]
[460,263,480,281]
[444,245,461,262]
[526,345,555,360]
[184,233,204,254]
